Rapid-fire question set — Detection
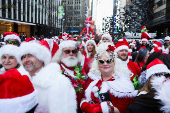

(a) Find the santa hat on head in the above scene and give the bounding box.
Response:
[153,42,162,49]
[114,38,129,53]
[25,37,36,42]
[146,58,170,80]
[141,26,150,43]
[18,42,51,66]
[85,39,97,58]
[0,69,37,113]
[129,42,136,49]
[0,45,20,64]
[3,32,21,43]
[165,36,170,41]
[85,17,92,23]
[52,39,82,62]
[101,33,112,42]
[39,39,59,58]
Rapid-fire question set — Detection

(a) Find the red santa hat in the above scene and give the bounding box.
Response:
[146,58,170,80]
[3,32,21,43]
[114,38,129,53]
[18,42,51,66]
[0,45,20,64]
[101,33,112,42]
[25,37,36,42]
[52,39,82,62]
[141,26,150,43]
[0,69,37,113]
[39,39,59,58]
[85,17,92,23]
[153,42,162,49]
[138,46,147,51]
[129,42,136,49]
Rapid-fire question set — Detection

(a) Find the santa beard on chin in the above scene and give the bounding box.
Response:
[114,57,132,77]
[61,56,79,67]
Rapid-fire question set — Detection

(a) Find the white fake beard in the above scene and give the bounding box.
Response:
[114,57,132,77]
[61,56,78,67]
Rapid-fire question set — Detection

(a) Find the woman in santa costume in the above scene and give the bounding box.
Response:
[80,43,138,113]
[0,45,30,78]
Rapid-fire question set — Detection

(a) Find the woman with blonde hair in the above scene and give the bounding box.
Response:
[81,43,137,113]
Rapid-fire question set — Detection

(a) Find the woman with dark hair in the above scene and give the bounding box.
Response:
[126,58,170,113]
[134,48,150,76]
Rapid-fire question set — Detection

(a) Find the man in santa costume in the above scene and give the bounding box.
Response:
[3,32,21,46]
[52,39,87,113]
[18,41,77,113]
[114,38,140,89]
[137,26,152,51]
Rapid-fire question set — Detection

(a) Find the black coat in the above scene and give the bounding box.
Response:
[125,93,163,113]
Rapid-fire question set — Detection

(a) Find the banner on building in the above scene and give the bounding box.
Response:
[58,6,64,19]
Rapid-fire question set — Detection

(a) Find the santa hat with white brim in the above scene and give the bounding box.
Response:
[85,39,97,58]
[101,34,112,42]
[52,40,82,63]
[146,58,170,80]
[0,45,20,64]
[18,42,51,66]
[114,38,129,53]
[165,36,170,41]
[0,69,37,113]
[3,32,21,43]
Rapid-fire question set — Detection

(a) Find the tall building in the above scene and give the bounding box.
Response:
[0,0,62,38]
[148,0,168,38]
[62,0,86,35]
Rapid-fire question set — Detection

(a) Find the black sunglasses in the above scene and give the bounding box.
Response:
[6,40,19,44]
[63,49,78,54]
[98,58,114,64]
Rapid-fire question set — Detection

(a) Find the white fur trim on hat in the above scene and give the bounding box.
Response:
[101,34,112,42]
[0,45,20,64]
[114,45,129,53]
[18,42,51,66]
[0,90,37,113]
[146,64,170,80]
[165,36,170,41]
[142,38,148,43]
[4,34,21,43]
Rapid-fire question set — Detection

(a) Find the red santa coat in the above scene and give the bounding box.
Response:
[60,63,87,113]
[81,72,138,113]
[127,59,139,81]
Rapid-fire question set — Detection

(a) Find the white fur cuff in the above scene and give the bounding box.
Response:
[80,100,88,108]
[101,102,110,113]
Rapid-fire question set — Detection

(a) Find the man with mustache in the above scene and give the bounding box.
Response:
[18,42,77,113]
[114,38,140,89]
[52,39,87,113]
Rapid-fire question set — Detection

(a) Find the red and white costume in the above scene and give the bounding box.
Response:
[81,72,138,113]
[80,17,94,38]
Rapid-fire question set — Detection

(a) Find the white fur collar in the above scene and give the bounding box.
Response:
[85,74,137,101]
[31,63,62,88]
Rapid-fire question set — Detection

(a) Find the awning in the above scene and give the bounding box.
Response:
[67,30,79,33]
[0,19,36,25]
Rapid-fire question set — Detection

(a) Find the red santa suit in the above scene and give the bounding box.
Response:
[80,72,138,113]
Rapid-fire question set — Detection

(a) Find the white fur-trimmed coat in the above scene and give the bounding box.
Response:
[31,63,77,113]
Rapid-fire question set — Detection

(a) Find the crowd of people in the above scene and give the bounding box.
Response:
[0,29,170,113]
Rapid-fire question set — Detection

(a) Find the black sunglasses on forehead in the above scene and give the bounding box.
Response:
[98,58,114,64]
[63,49,78,54]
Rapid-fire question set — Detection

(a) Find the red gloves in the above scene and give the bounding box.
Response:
[81,101,102,113]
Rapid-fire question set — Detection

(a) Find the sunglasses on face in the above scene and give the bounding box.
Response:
[98,58,114,64]
[63,49,78,54]
[6,40,19,44]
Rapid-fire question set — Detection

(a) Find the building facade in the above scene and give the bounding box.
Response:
[62,0,87,35]
[0,0,62,38]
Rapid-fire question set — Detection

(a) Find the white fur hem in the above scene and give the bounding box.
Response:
[101,102,110,113]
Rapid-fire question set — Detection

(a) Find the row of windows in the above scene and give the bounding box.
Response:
[154,9,166,19]
[74,6,80,10]
[66,22,79,26]
[0,0,60,27]
[67,17,80,21]
[67,11,80,15]
[62,0,80,5]
[67,6,80,10]
[153,0,166,10]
